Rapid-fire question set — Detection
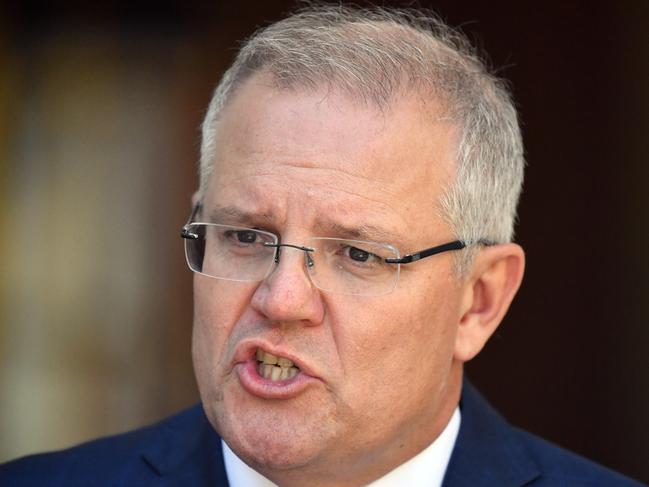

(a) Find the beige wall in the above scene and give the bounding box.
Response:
[0,30,206,460]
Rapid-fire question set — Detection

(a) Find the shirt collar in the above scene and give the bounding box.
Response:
[223,407,461,487]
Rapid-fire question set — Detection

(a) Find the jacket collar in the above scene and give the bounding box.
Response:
[443,381,541,487]
[140,404,228,485]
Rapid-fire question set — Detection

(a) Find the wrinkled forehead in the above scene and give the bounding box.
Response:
[201,74,459,239]
[211,73,458,179]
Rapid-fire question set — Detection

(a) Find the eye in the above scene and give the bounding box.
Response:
[222,229,263,246]
[348,246,370,262]
[235,230,259,243]
[344,245,384,266]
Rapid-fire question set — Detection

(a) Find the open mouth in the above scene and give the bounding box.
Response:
[256,347,300,381]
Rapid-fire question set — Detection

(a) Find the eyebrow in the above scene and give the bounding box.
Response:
[319,221,401,244]
[201,205,401,244]
[203,205,273,226]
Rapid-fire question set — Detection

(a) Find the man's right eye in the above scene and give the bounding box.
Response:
[234,230,259,243]
[222,229,260,244]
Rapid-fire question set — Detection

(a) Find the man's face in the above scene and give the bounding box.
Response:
[193,74,467,482]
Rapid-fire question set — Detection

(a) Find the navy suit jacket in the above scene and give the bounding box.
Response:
[1,382,643,486]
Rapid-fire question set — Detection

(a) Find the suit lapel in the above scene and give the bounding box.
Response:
[442,382,541,487]
[141,404,230,486]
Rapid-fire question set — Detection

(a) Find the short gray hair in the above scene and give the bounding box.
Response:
[199,4,524,274]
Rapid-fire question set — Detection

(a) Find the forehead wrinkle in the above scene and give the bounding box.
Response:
[224,153,403,196]
[214,164,409,221]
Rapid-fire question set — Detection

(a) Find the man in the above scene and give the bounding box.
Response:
[0,4,643,487]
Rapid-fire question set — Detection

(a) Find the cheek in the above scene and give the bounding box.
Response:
[319,291,459,451]
[333,283,459,397]
[193,280,227,354]
[340,293,452,354]
[191,278,255,389]
[193,276,255,335]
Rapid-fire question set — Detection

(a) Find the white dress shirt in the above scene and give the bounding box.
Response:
[223,407,461,487]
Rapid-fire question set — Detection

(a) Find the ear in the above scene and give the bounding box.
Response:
[454,243,525,362]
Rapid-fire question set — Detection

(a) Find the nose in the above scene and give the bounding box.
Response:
[250,245,325,325]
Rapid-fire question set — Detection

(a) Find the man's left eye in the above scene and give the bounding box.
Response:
[348,246,370,262]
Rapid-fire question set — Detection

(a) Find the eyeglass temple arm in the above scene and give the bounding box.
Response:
[384,239,494,264]
[180,204,201,239]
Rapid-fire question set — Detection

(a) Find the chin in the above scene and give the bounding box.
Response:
[233,436,316,472]
[209,386,337,471]
[219,411,323,471]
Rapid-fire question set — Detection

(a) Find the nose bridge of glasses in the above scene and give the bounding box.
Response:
[263,242,314,265]
[259,241,318,296]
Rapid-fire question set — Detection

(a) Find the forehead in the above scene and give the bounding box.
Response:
[204,74,458,242]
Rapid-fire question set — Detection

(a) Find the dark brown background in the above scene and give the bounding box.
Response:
[1,1,647,483]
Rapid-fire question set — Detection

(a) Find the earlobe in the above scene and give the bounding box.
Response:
[454,243,525,362]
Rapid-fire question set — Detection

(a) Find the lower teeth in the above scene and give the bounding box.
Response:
[258,363,298,381]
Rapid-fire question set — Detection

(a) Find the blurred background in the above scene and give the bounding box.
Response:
[1,0,647,483]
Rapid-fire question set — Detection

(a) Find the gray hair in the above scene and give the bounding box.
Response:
[199,4,524,275]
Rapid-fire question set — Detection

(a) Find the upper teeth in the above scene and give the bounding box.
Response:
[256,348,295,367]
[256,348,299,380]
